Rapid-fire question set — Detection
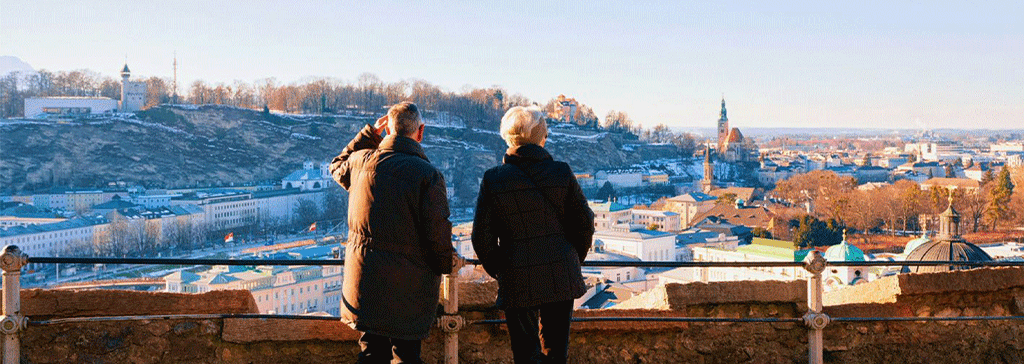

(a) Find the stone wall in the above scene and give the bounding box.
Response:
[10,268,1024,363]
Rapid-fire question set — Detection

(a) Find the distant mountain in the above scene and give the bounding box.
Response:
[0,56,34,76]
[0,105,681,205]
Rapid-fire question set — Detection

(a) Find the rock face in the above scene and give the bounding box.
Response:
[0,105,680,206]
[14,267,1024,363]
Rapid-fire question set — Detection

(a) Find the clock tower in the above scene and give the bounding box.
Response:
[717,97,729,152]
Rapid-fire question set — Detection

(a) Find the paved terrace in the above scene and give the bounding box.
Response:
[5,266,1024,363]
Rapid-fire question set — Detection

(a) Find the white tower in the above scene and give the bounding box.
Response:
[120,64,131,112]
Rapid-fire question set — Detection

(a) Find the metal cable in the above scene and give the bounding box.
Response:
[33,314,1024,327]
[26,256,1024,268]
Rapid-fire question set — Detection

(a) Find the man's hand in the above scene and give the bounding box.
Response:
[373,115,389,136]
[451,253,466,274]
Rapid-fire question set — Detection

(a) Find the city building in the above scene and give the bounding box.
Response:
[165,261,343,315]
[904,142,967,162]
[593,225,676,262]
[674,228,742,262]
[128,192,178,209]
[963,162,1003,182]
[581,250,644,284]
[690,238,814,283]
[0,204,65,228]
[251,188,328,228]
[589,201,631,230]
[707,187,757,204]
[629,209,680,232]
[281,161,333,191]
[854,166,891,183]
[990,143,1024,153]
[594,169,643,188]
[23,97,118,118]
[0,216,109,258]
[920,178,981,193]
[823,235,869,289]
[897,162,945,179]
[574,173,596,188]
[689,200,774,231]
[171,189,259,232]
[661,192,717,227]
[641,172,669,185]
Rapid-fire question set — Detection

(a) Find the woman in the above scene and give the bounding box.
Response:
[472,106,595,363]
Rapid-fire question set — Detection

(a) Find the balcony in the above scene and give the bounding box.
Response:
[2,246,1024,363]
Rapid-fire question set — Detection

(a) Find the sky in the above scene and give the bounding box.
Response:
[3,1,1023,130]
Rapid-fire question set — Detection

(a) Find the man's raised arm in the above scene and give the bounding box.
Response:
[330,115,387,190]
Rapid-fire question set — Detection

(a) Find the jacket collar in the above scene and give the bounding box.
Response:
[504,144,552,165]
[379,135,429,161]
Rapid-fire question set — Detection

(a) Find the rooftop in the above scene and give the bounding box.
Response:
[588,201,630,212]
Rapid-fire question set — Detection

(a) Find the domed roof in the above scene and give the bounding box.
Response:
[903,233,930,255]
[825,239,865,262]
[901,240,992,274]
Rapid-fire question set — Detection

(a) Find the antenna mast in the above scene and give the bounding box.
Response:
[172,52,179,104]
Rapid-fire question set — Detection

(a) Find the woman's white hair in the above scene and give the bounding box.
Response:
[499,106,548,148]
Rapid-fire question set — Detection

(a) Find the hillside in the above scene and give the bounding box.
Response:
[0,105,684,206]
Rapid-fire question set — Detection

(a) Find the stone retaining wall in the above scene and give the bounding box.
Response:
[12,267,1024,363]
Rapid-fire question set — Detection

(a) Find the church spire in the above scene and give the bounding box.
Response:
[702,144,715,193]
[719,97,728,122]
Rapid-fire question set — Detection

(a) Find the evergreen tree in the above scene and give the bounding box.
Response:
[982,168,995,186]
[986,168,1014,230]
[597,182,617,202]
[792,215,844,248]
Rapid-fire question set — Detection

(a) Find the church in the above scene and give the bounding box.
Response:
[715,98,755,163]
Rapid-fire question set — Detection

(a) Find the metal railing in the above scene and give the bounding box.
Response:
[3,245,1024,364]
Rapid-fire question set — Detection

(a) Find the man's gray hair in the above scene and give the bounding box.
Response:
[500,106,547,148]
[388,101,422,137]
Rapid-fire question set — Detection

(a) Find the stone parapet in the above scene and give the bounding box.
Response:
[7,288,258,320]
[13,268,1024,363]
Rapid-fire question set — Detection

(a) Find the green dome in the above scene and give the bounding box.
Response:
[904,233,930,255]
[825,240,865,262]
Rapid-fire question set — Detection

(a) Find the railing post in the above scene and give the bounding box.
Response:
[0,245,29,364]
[802,251,829,364]
[439,269,463,364]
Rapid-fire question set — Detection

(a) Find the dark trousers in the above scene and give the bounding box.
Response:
[504,300,574,364]
[357,332,422,364]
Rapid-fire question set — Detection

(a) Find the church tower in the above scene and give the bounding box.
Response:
[120,64,131,112]
[702,145,715,193]
[717,98,729,152]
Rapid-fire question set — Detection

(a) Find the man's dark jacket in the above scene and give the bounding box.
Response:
[472,144,595,309]
[330,124,454,340]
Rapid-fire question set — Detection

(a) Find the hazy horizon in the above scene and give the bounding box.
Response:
[3,1,1022,130]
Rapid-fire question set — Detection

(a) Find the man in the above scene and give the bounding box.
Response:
[330,102,457,364]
